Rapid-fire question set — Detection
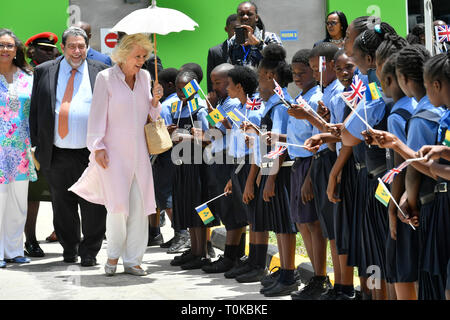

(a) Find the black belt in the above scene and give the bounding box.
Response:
[313,148,332,160]
[434,182,448,193]
[355,162,366,171]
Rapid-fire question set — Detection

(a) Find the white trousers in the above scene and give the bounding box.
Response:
[0,180,28,260]
[106,176,148,267]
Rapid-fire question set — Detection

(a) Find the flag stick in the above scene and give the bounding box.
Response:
[234,109,263,135]
[377,178,416,230]
[343,97,375,132]
[276,141,306,149]
[196,192,229,209]
[406,157,428,163]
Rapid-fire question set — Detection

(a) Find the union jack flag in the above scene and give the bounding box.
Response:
[319,56,326,72]
[245,96,262,110]
[273,79,284,99]
[381,160,410,184]
[341,75,366,108]
[264,146,287,159]
[435,25,450,43]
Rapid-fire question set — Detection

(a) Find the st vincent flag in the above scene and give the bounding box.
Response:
[367,82,382,101]
[171,101,182,114]
[188,98,199,113]
[375,181,391,207]
[182,79,200,98]
[195,204,215,225]
[443,129,450,147]
[206,108,225,126]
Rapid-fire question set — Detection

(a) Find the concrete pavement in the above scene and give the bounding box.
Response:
[0,202,291,300]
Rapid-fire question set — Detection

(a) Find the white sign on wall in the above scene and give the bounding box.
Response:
[100,28,118,55]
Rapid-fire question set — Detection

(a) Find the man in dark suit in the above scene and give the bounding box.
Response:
[206,14,238,94]
[29,27,108,267]
[74,21,112,66]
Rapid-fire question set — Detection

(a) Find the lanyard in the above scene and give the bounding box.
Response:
[241,45,250,64]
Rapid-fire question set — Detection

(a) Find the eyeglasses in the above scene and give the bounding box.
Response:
[0,43,16,50]
[326,21,339,27]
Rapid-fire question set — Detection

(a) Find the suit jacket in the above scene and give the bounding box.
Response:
[206,40,229,92]
[87,47,112,66]
[29,56,108,170]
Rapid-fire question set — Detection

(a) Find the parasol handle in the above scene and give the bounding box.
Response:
[151,0,157,8]
[153,33,158,84]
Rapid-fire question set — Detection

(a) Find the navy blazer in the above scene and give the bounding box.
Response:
[87,47,112,66]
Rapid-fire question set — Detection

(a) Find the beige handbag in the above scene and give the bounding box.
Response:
[144,115,173,155]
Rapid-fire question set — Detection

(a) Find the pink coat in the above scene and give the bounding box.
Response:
[70,64,161,216]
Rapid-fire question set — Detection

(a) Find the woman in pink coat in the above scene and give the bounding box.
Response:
[70,33,163,276]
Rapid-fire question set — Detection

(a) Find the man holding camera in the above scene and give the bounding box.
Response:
[228,1,282,68]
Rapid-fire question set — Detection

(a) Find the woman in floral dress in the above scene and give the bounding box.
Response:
[0,29,36,268]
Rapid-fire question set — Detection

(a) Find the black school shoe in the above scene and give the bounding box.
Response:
[170,250,195,266]
[224,257,252,279]
[202,255,235,273]
[235,266,268,283]
[260,266,281,287]
[318,287,340,300]
[263,281,299,297]
[180,256,211,270]
[291,276,332,300]
[24,241,45,257]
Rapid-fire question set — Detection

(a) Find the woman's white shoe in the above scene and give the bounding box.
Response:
[104,262,117,276]
[124,266,147,276]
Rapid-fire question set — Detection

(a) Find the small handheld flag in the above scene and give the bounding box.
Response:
[195,204,215,225]
[435,25,450,43]
[273,79,285,99]
[367,82,382,101]
[443,129,450,147]
[206,107,225,126]
[188,98,199,113]
[376,178,416,230]
[341,75,366,108]
[375,181,391,207]
[381,160,410,184]
[171,101,182,114]
[319,56,326,72]
[276,141,306,149]
[296,95,327,124]
[264,146,287,159]
[227,110,244,127]
[246,96,262,111]
[182,79,200,98]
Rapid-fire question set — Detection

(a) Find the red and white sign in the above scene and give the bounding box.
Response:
[100,28,118,55]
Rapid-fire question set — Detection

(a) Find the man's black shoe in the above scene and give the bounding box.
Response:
[24,241,45,257]
[202,255,235,273]
[235,266,268,283]
[263,281,299,297]
[80,257,97,267]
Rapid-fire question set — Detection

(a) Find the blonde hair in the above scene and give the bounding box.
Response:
[111,33,153,64]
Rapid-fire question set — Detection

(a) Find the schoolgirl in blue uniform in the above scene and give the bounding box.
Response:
[395,46,446,300]
[200,63,248,274]
[213,66,265,278]
[237,44,297,291]
[341,22,398,300]
[366,52,449,300]
[169,70,220,270]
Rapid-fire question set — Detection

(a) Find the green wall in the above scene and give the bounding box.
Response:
[327,0,408,37]
[0,0,68,49]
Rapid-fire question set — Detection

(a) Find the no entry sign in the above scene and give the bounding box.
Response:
[100,28,118,55]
